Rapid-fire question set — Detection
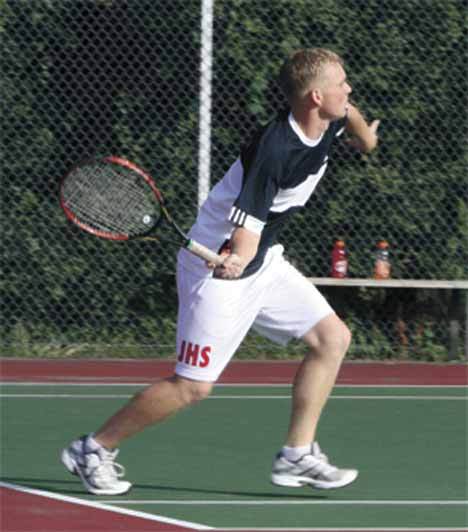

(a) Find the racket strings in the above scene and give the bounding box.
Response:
[63,163,159,236]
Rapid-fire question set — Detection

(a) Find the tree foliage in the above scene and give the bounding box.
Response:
[1,0,466,358]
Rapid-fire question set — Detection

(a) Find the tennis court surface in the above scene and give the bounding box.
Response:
[1,359,467,532]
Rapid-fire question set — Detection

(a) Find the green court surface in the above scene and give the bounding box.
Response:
[1,383,467,529]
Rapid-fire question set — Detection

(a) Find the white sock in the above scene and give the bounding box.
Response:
[85,433,101,452]
[282,444,311,461]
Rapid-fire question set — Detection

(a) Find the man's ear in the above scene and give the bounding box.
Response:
[310,87,322,106]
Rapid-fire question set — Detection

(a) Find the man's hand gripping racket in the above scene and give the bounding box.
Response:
[59,156,224,266]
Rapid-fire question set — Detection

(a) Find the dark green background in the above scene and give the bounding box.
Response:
[1,0,466,359]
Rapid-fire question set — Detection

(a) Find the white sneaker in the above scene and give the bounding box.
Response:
[271,442,358,489]
[61,435,132,495]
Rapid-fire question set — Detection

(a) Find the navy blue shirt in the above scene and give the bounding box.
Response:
[228,110,346,277]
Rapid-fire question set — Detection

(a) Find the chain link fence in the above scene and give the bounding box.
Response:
[2,0,467,360]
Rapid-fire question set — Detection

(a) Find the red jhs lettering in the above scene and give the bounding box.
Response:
[178,341,211,368]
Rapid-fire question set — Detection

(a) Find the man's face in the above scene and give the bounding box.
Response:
[317,62,352,119]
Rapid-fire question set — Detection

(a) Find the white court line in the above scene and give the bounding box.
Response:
[99,499,468,506]
[0,394,134,398]
[1,488,465,532]
[0,481,213,530]
[1,382,467,388]
[0,394,466,400]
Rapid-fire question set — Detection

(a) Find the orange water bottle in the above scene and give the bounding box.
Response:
[330,239,348,278]
[374,240,391,279]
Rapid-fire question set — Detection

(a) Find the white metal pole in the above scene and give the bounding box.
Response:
[198,0,214,209]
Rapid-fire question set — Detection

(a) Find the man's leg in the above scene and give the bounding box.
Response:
[94,376,213,449]
[61,376,213,495]
[271,313,358,489]
[285,313,351,447]
[62,257,258,495]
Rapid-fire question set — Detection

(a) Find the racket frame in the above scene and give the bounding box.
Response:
[60,156,224,265]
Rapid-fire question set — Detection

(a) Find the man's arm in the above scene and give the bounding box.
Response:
[213,226,260,280]
[345,103,380,153]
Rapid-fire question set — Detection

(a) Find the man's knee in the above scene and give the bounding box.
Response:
[338,321,352,353]
[173,376,213,405]
[303,314,352,358]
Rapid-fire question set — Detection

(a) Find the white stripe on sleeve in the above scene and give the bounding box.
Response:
[229,207,265,235]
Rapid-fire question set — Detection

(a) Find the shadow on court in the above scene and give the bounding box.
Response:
[1,476,328,500]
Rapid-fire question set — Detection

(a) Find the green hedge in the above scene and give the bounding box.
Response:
[1,0,466,359]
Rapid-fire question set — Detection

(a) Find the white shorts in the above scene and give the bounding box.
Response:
[175,245,334,382]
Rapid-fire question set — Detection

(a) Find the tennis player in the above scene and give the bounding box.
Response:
[62,48,380,495]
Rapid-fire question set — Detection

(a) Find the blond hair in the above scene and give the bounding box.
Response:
[279,48,343,104]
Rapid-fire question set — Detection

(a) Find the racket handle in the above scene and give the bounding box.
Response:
[187,239,224,266]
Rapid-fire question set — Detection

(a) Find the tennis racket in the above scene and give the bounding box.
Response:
[59,156,223,265]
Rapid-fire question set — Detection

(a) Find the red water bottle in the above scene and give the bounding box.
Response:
[330,239,348,278]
